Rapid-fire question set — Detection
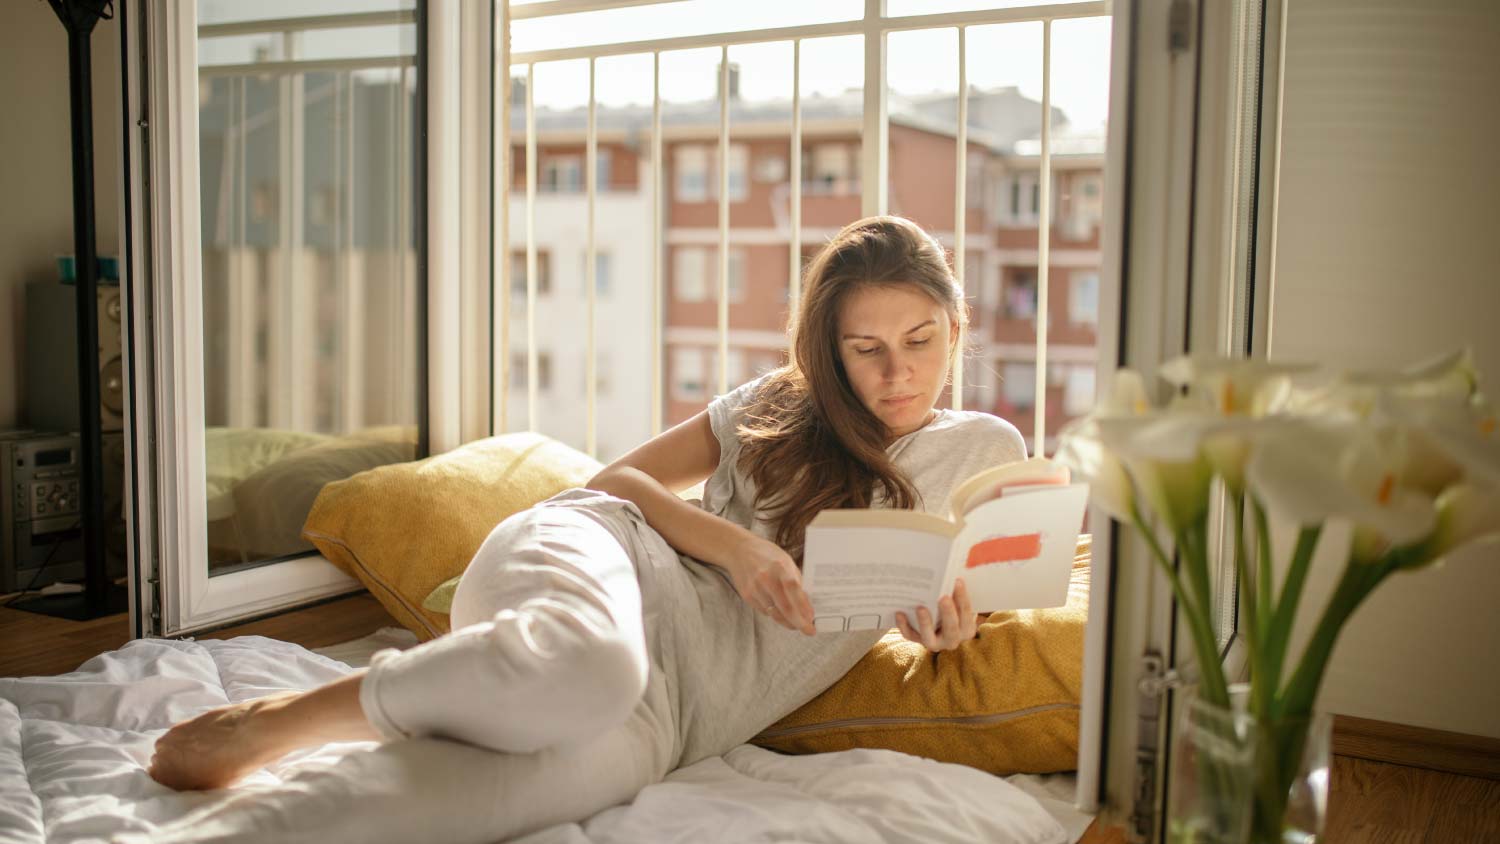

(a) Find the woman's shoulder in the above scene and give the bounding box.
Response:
[919,409,1027,458]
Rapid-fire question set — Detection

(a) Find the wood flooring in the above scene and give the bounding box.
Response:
[3,592,1497,842]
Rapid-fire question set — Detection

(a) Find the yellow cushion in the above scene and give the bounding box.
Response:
[751,538,1091,776]
[301,432,603,641]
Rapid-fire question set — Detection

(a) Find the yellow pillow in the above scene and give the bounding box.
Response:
[302,432,603,641]
[751,538,1091,776]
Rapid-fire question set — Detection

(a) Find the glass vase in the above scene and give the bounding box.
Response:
[1165,685,1332,844]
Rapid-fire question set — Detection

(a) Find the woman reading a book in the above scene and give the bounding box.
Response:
[147,215,1028,840]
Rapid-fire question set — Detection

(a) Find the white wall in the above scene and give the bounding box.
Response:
[0,4,123,430]
[1267,0,1500,738]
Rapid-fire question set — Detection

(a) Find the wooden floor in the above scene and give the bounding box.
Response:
[3,593,1497,842]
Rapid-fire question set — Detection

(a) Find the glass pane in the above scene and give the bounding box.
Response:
[197,2,420,573]
[511,0,861,55]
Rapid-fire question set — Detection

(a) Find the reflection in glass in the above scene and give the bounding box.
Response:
[197,2,419,572]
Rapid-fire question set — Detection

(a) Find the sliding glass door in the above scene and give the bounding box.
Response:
[122,0,428,636]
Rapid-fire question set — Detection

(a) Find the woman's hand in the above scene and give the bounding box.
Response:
[728,533,816,635]
[148,692,299,790]
[895,578,979,652]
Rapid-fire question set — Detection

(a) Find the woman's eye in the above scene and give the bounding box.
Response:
[855,347,878,355]
[909,338,931,347]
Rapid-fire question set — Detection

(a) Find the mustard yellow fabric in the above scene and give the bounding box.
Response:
[751,538,1091,776]
[301,432,603,641]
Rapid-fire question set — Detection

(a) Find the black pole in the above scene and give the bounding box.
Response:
[49,0,111,618]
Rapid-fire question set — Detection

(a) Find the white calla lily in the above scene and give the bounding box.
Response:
[1247,422,1438,562]
[1417,483,1500,568]
[1159,355,1316,417]
[1053,416,1135,521]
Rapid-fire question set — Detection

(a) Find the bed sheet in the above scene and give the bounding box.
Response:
[0,633,1088,844]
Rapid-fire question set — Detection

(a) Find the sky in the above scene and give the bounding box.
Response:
[196,0,1112,131]
[513,1,1112,130]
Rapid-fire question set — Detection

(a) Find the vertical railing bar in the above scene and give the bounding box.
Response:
[717,45,730,394]
[952,25,967,412]
[586,57,598,457]
[651,51,663,435]
[495,34,510,434]
[1034,19,1052,457]
[526,62,539,431]
[789,39,802,318]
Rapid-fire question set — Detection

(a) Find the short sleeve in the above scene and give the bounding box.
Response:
[705,374,770,462]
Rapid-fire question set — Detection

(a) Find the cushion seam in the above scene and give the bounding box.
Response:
[303,529,441,639]
[757,702,1080,739]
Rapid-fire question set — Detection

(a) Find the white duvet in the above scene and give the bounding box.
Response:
[0,634,1085,844]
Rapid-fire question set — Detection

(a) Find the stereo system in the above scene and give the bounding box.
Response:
[0,431,127,594]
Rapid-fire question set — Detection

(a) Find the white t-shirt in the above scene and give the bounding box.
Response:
[658,374,1027,766]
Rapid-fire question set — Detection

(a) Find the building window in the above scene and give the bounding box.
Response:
[805,143,858,195]
[1063,365,1096,417]
[1069,271,1099,325]
[674,246,708,302]
[726,347,746,387]
[510,351,553,391]
[672,347,707,401]
[1002,361,1036,410]
[541,156,582,192]
[673,246,744,302]
[727,248,747,303]
[675,145,709,202]
[595,149,612,191]
[753,152,786,183]
[583,250,611,298]
[511,249,551,297]
[1001,173,1041,224]
[1004,269,1038,319]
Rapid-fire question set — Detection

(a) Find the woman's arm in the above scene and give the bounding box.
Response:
[585,410,751,572]
[587,412,815,635]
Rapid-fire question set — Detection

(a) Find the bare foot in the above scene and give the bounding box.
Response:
[148,691,300,790]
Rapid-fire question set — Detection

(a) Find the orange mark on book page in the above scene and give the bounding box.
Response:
[965,533,1043,569]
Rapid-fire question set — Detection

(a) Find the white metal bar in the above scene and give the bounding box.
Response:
[199,57,413,78]
[509,2,1106,64]
[341,72,367,432]
[198,10,414,38]
[229,78,256,427]
[651,51,663,435]
[1033,19,1053,457]
[495,4,511,434]
[429,0,463,454]
[952,25,967,412]
[717,45,730,394]
[459,0,494,444]
[861,0,888,218]
[526,63,539,431]
[586,57,598,457]
[398,66,416,427]
[789,39,802,313]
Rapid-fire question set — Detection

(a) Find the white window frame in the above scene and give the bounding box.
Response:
[674,144,709,202]
[124,0,487,636]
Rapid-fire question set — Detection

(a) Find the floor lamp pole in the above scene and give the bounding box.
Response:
[49,0,112,619]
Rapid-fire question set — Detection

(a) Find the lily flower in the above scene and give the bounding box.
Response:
[1159,355,1316,417]
[1413,483,1500,569]
[1246,422,1439,563]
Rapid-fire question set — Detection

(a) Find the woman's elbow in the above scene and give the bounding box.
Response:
[585,466,633,496]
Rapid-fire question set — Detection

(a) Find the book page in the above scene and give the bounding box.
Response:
[941,483,1089,613]
[801,525,952,634]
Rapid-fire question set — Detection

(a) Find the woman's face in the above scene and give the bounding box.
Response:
[835,284,959,439]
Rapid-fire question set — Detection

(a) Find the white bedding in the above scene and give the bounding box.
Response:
[0,632,1091,844]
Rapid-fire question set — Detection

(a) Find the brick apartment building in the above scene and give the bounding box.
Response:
[506,75,1103,458]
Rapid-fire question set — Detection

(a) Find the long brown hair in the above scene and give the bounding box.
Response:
[737,215,968,562]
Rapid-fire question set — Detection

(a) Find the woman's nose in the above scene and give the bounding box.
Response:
[883,348,913,380]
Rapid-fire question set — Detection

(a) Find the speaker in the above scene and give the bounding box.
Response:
[24,281,124,433]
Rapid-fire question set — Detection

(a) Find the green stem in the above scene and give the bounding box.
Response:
[1130,503,1230,708]
[1230,492,1270,724]
[1275,559,1386,723]
[1263,523,1322,701]
[1252,500,1274,644]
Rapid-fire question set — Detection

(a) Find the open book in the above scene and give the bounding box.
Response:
[801,457,1089,634]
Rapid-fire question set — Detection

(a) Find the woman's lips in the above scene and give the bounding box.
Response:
[881,394,918,408]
